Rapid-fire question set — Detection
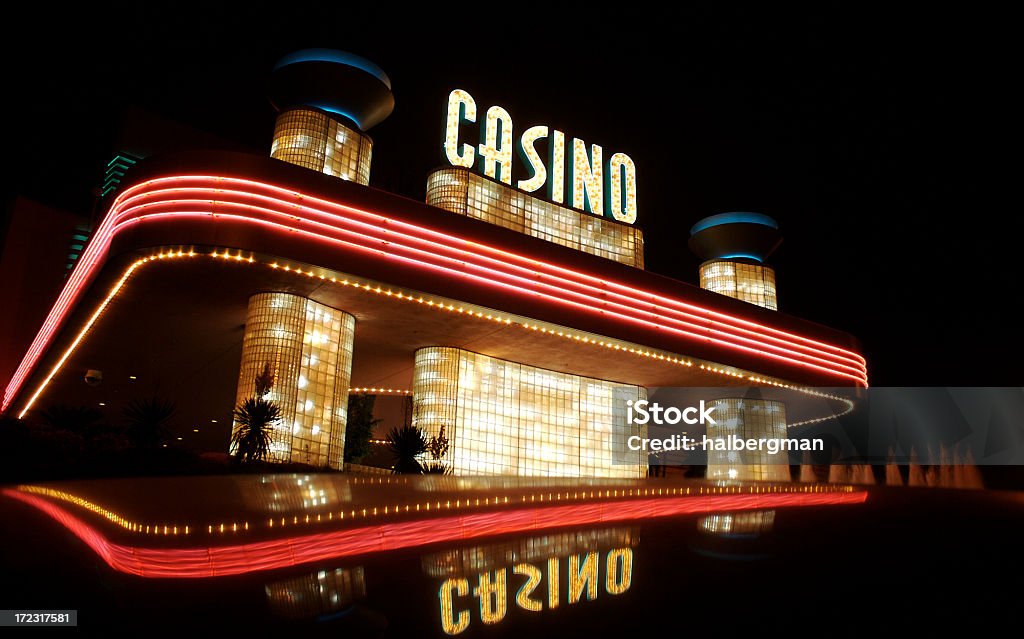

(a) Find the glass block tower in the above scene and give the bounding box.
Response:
[704,396,790,482]
[267,49,394,185]
[232,50,393,468]
[689,212,782,310]
[691,213,789,480]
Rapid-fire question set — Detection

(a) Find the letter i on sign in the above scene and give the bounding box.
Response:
[549,130,566,204]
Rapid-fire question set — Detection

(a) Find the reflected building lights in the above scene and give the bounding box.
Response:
[422,527,638,578]
[698,510,776,535]
[265,566,366,620]
[239,475,353,514]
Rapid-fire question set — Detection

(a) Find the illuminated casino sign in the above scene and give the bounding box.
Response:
[443,89,638,224]
[437,547,633,635]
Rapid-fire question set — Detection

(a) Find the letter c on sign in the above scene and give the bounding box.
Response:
[444,89,477,168]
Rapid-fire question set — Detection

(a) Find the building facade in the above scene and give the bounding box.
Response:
[1,50,866,477]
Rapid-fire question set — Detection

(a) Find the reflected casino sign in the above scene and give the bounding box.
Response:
[443,89,639,224]
[437,547,634,635]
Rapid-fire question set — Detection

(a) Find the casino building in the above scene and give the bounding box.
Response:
[1,50,867,478]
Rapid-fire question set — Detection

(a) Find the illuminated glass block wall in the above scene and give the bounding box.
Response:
[412,347,647,478]
[426,168,645,269]
[705,398,789,482]
[233,292,356,468]
[698,260,778,310]
[270,108,373,184]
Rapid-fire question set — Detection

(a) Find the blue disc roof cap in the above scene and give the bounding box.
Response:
[274,49,392,90]
[690,212,779,236]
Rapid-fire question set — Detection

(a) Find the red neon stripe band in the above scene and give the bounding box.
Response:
[109,189,867,373]
[3,176,868,411]
[100,197,866,380]
[112,181,866,366]
[105,208,867,384]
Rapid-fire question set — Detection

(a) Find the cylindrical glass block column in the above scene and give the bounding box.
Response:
[270,108,373,184]
[233,292,355,469]
[705,398,789,482]
[699,259,777,310]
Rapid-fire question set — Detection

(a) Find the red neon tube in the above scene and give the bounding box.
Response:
[106,192,867,377]
[110,181,866,368]
[3,176,868,412]
[104,203,868,382]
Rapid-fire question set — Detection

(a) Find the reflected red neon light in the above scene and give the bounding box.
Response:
[2,176,868,412]
[4,488,867,579]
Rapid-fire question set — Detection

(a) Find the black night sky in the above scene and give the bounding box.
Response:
[1,4,1015,386]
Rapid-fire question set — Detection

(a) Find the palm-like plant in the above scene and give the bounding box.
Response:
[386,425,427,474]
[231,363,280,464]
[231,397,280,464]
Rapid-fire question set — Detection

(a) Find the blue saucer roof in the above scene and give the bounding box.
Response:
[273,49,392,90]
[688,212,783,263]
[690,212,779,236]
[268,49,395,131]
